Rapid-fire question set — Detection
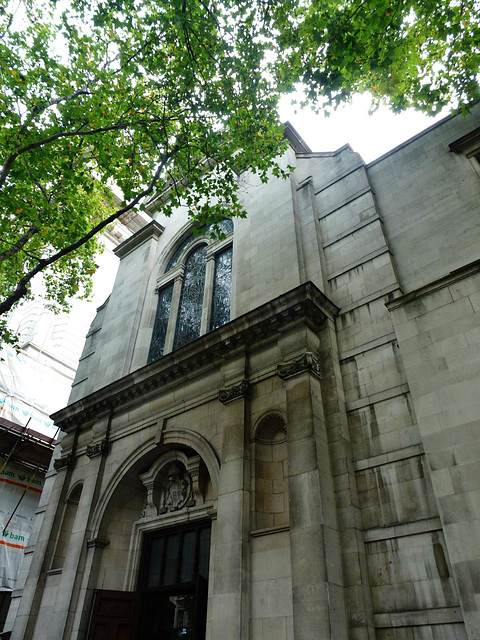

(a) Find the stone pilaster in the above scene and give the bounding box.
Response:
[278,352,349,640]
[210,380,250,640]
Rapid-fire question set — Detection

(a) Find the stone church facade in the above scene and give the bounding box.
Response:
[7,106,480,640]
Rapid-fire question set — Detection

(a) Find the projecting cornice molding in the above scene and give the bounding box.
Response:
[449,126,480,156]
[51,282,339,431]
[114,220,164,259]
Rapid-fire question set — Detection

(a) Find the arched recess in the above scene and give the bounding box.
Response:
[84,429,220,596]
[251,412,289,531]
[51,483,83,570]
[89,428,220,540]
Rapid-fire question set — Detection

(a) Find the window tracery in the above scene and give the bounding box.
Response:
[148,220,233,363]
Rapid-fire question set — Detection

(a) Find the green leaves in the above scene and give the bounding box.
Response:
[0,0,287,337]
[268,0,480,114]
[1,0,478,344]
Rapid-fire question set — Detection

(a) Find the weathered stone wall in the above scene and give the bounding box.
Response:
[369,107,480,293]
[9,110,480,640]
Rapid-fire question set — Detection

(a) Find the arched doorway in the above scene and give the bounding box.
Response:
[86,443,217,640]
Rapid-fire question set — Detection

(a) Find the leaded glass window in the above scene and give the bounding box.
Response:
[148,223,233,363]
[173,245,207,350]
[148,283,174,363]
[210,246,233,331]
[165,219,233,273]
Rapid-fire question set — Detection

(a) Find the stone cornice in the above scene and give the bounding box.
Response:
[114,220,164,260]
[449,126,480,156]
[386,258,480,311]
[51,282,338,431]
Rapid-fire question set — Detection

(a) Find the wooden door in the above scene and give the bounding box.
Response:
[87,590,139,640]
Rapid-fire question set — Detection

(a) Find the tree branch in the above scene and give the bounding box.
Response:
[0,118,151,189]
[0,147,179,317]
[0,225,40,264]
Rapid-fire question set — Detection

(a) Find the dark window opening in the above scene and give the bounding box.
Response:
[138,522,211,640]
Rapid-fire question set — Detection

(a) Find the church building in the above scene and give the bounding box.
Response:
[6,106,480,640]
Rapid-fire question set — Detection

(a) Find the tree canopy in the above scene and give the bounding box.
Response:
[1,0,479,343]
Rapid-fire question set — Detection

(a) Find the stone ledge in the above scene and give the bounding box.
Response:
[340,332,397,362]
[323,214,382,249]
[346,383,410,412]
[355,443,424,472]
[338,284,402,316]
[386,258,480,311]
[374,606,463,628]
[78,350,96,362]
[327,246,392,282]
[314,163,365,197]
[364,517,442,543]
[318,185,373,220]
[251,525,290,538]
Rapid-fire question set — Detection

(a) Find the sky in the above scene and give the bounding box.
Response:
[279,93,450,163]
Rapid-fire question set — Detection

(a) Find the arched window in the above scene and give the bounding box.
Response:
[148,220,233,363]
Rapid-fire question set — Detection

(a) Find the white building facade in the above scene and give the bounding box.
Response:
[6,108,480,640]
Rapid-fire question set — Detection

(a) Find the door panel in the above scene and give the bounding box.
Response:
[87,590,139,640]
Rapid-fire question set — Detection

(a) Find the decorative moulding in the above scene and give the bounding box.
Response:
[277,352,323,380]
[52,282,339,431]
[86,439,110,459]
[114,220,164,260]
[86,538,110,549]
[53,454,76,471]
[218,380,249,404]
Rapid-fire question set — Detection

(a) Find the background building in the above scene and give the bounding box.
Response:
[0,213,147,637]
[6,106,480,640]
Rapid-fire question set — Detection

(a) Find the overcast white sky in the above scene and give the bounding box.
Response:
[279,93,450,163]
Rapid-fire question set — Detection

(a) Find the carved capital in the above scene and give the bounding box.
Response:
[86,439,110,459]
[218,380,249,404]
[277,352,323,380]
[53,454,76,471]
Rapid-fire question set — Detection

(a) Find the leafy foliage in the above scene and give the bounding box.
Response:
[0,0,288,333]
[1,0,479,343]
[267,0,480,113]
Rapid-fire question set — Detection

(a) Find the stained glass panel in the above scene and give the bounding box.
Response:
[210,246,233,331]
[166,234,196,272]
[173,245,207,349]
[209,218,234,239]
[148,284,174,363]
[165,220,233,272]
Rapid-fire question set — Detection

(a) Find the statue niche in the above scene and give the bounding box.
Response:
[139,451,210,518]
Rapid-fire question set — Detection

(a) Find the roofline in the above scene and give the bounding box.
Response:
[283,121,312,154]
[366,111,456,167]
